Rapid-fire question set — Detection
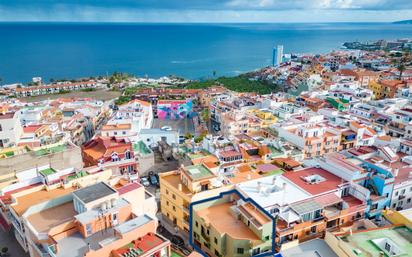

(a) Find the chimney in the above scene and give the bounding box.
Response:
[178,184,182,192]
[272,176,277,185]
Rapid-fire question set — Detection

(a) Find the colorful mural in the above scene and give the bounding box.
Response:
[157,100,197,120]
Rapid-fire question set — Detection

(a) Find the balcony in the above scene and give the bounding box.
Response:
[201,230,210,242]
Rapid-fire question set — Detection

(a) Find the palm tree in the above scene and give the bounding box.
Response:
[392,49,411,80]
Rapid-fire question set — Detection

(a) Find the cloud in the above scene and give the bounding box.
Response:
[225,0,412,10]
[0,0,411,22]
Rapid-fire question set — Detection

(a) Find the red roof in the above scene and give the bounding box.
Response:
[23,124,42,133]
[117,183,141,195]
[283,167,345,195]
[112,233,168,255]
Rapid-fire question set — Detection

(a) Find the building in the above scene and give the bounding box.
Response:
[273,45,284,67]
[139,128,179,148]
[0,165,114,253]
[0,111,23,148]
[276,114,341,159]
[325,225,412,257]
[236,168,367,249]
[81,136,137,175]
[280,239,338,257]
[22,181,161,257]
[159,164,233,232]
[191,191,274,257]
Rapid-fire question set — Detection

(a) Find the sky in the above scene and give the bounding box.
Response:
[0,0,412,23]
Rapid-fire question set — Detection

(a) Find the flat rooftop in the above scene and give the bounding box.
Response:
[113,233,168,256]
[282,167,345,195]
[160,172,192,196]
[281,239,338,257]
[196,202,261,241]
[11,187,75,217]
[339,226,412,257]
[236,175,310,209]
[27,201,76,233]
[73,182,117,204]
[183,164,216,181]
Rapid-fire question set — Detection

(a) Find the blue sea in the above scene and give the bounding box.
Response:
[1,22,412,84]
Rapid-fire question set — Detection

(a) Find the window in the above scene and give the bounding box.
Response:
[311,226,317,233]
[215,250,220,256]
[214,237,218,244]
[252,248,260,256]
[86,223,92,236]
[166,201,169,206]
[122,131,126,135]
[172,194,176,200]
[0,124,2,131]
[237,248,244,254]
[173,206,176,211]
[195,221,198,227]
[166,189,169,195]
[114,131,117,135]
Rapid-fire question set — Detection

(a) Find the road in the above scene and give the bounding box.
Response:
[0,229,28,257]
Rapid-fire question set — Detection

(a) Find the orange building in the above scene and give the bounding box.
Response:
[82,136,137,175]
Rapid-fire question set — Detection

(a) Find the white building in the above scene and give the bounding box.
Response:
[390,160,412,211]
[139,128,179,148]
[0,111,23,148]
[116,99,154,133]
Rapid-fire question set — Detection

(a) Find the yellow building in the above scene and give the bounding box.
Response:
[159,164,234,232]
[192,192,273,257]
[368,80,384,99]
[248,109,278,128]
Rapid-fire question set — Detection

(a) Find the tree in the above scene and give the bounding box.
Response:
[392,50,411,80]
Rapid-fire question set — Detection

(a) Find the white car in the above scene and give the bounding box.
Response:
[140,177,150,187]
[161,126,172,131]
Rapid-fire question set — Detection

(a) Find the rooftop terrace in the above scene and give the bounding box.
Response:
[196,202,261,241]
[339,226,412,257]
[27,201,75,233]
[11,187,75,216]
[183,164,216,181]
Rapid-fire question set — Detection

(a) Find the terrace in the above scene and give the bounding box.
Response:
[339,226,412,257]
[183,164,215,181]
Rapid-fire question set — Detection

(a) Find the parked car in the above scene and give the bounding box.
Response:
[140,176,150,187]
[148,171,160,187]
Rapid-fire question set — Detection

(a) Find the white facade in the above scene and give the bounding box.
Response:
[139,128,179,147]
[391,173,412,211]
[0,112,23,148]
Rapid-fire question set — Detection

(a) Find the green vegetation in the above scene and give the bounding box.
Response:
[67,170,88,181]
[263,169,284,177]
[109,72,131,84]
[81,88,96,92]
[171,251,184,257]
[194,133,207,143]
[40,168,56,176]
[115,95,132,105]
[186,75,278,94]
[4,151,14,157]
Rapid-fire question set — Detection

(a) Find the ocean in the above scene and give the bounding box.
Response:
[1,22,412,84]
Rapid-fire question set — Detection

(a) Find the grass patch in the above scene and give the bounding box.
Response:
[263,169,284,176]
[171,251,184,257]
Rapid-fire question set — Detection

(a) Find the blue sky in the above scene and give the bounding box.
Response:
[0,0,412,22]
